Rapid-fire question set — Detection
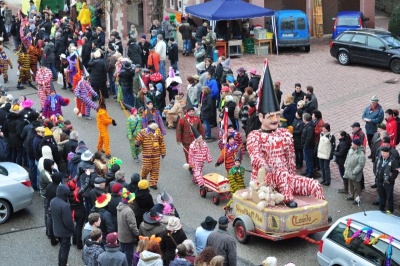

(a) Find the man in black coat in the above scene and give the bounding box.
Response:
[50,184,75,266]
[46,172,62,246]
[54,32,66,70]
[63,131,79,163]
[81,37,92,69]
[168,37,179,72]
[127,39,142,65]
[88,49,108,98]
[23,120,41,190]
[301,113,315,178]
[3,111,25,165]
[138,35,150,68]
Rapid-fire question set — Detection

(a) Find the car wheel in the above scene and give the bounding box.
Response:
[200,187,207,198]
[234,220,250,244]
[0,199,11,224]
[337,51,350,65]
[390,59,400,74]
[304,46,310,53]
[213,195,220,205]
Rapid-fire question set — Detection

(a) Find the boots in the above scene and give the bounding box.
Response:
[338,180,348,194]
[17,83,25,90]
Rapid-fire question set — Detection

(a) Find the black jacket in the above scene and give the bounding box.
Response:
[292,90,306,104]
[236,74,249,93]
[88,58,108,85]
[248,75,261,90]
[200,93,213,121]
[81,42,92,68]
[39,137,61,165]
[3,112,25,148]
[63,139,78,162]
[133,189,154,226]
[292,118,305,150]
[45,172,63,205]
[333,138,351,166]
[54,36,66,57]
[106,193,121,231]
[139,41,150,67]
[168,42,178,62]
[50,185,75,237]
[127,41,142,65]
[92,207,115,239]
[118,67,135,87]
[301,122,315,148]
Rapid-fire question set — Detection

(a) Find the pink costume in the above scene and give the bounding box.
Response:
[74,79,99,117]
[247,128,325,203]
[188,139,212,187]
[35,67,53,109]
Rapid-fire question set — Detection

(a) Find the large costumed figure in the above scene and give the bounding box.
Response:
[36,64,53,109]
[246,59,324,208]
[187,125,212,187]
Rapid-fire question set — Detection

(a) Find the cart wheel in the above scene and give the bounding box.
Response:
[213,195,220,205]
[200,187,207,198]
[234,220,250,244]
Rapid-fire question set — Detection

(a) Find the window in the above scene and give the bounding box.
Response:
[297,17,305,30]
[355,236,387,265]
[338,33,354,42]
[367,36,384,49]
[178,0,182,11]
[327,222,360,252]
[0,166,8,176]
[170,0,174,9]
[351,34,366,45]
[337,17,360,26]
[280,17,295,30]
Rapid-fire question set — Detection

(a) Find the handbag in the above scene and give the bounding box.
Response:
[57,72,64,85]
[63,3,69,12]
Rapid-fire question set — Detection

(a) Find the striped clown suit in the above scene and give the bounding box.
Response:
[96,107,113,156]
[0,55,13,82]
[35,67,53,109]
[247,128,325,203]
[188,139,212,187]
[17,52,31,84]
[75,79,99,118]
[136,126,166,187]
[216,143,239,173]
[227,165,245,206]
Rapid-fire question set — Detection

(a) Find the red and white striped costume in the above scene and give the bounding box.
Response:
[247,128,325,202]
[188,140,212,187]
[35,67,53,109]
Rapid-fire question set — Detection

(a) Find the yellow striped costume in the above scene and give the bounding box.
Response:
[227,165,245,206]
[135,127,166,187]
[17,52,31,84]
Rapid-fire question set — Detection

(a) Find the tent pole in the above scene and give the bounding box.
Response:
[272,15,278,55]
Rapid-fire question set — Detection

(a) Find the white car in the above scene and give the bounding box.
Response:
[0,162,34,224]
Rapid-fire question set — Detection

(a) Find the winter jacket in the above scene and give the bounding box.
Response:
[92,206,115,240]
[63,139,78,163]
[361,104,384,135]
[88,58,108,85]
[179,22,191,40]
[303,101,316,115]
[248,75,261,91]
[344,146,366,182]
[194,46,206,64]
[169,258,191,266]
[118,67,135,87]
[116,202,139,244]
[195,25,207,40]
[161,20,175,39]
[3,112,25,148]
[168,42,178,62]
[133,188,154,225]
[45,172,62,205]
[82,222,93,243]
[292,118,305,150]
[42,42,55,64]
[292,90,306,104]
[38,145,59,173]
[373,153,399,184]
[106,193,121,231]
[282,103,297,126]
[97,246,128,266]
[127,41,143,65]
[160,229,188,265]
[82,239,105,266]
[236,74,249,93]
[39,159,54,198]
[39,138,60,166]
[33,135,44,161]
[333,138,351,166]
[137,250,163,266]
[50,185,75,238]
[386,116,397,147]
[54,36,66,57]
[317,132,336,160]
[200,93,213,120]
[24,124,39,160]
[206,229,237,266]
[301,122,315,149]
[138,222,166,238]
[155,40,166,60]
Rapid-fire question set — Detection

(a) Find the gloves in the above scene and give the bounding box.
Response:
[215,163,221,167]
[112,119,117,126]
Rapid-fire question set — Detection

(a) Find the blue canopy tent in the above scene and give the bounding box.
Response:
[185,0,278,53]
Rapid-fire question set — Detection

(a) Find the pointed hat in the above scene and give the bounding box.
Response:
[235,148,242,162]
[190,124,202,139]
[257,59,280,114]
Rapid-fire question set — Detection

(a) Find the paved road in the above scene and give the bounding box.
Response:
[1,29,399,266]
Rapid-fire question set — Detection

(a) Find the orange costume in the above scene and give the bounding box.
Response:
[72,57,85,117]
[96,106,114,157]
[27,44,42,79]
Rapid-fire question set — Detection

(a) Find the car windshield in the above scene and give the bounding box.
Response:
[337,17,360,26]
[380,35,400,48]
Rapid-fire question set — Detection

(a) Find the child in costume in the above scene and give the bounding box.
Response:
[141,99,166,135]
[126,107,142,163]
[0,51,13,83]
[96,100,117,158]
[42,85,70,119]
[226,150,245,207]
[215,135,240,173]
[188,125,212,187]
[36,65,53,108]
[218,123,245,156]
[74,76,98,119]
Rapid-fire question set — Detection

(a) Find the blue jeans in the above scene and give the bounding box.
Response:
[203,119,211,138]
[45,63,57,78]
[122,85,135,107]
[303,147,314,177]
[159,60,166,79]
[319,159,331,183]
[120,242,135,266]
[183,39,191,53]
[28,158,38,190]
[171,61,178,72]
[108,71,116,95]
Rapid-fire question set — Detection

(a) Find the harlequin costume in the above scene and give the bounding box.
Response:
[36,66,53,109]
[74,78,99,118]
[27,43,42,80]
[126,108,143,161]
[176,109,205,163]
[42,87,70,119]
[0,51,13,83]
[226,151,245,207]
[216,138,239,173]
[142,106,166,136]
[188,126,212,187]
[246,59,324,208]
[136,112,166,189]
[17,48,32,87]
[97,102,115,157]
[217,126,245,155]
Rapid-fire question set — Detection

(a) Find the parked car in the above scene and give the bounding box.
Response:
[330,29,400,73]
[0,162,34,224]
[332,11,369,39]
[317,211,400,266]
[275,10,310,52]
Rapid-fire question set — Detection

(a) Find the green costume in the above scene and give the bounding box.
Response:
[89,5,96,27]
[227,165,245,206]
[126,115,142,159]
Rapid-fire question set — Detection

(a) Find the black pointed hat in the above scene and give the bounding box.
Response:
[257,59,280,114]
[144,97,154,122]
[235,148,242,162]
[190,124,202,139]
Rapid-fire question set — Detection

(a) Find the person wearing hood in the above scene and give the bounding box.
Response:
[344,139,366,205]
[39,127,61,165]
[138,239,163,266]
[63,130,79,163]
[97,232,128,265]
[2,108,25,165]
[97,101,116,159]
[107,183,122,230]
[135,117,166,190]
[248,68,260,91]
[39,158,56,199]
[133,180,154,226]
[67,178,86,250]
[127,173,141,193]
[106,163,120,185]
[68,141,88,181]
[219,58,234,86]
[38,145,59,173]
[82,228,105,266]
[45,171,62,246]
[50,184,75,266]
[117,188,139,265]
[77,2,91,32]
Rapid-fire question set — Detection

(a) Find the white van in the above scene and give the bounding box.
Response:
[317,211,400,266]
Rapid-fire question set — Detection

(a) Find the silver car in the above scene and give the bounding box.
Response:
[0,162,34,224]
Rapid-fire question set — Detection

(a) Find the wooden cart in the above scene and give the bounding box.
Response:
[199,173,232,205]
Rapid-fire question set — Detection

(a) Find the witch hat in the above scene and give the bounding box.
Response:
[235,148,242,162]
[190,124,202,139]
[144,96,154,122]
[257,59,280,114]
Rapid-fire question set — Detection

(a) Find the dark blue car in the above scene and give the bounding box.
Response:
[332,11,369,39]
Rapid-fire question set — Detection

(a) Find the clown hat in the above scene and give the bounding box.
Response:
[22,99,34,109]
[190,125,202,140]
[257,59,279,114]
[95,192,111,208]
[235,149,242,162]
[119,188,135,204]
[44,127,53,137]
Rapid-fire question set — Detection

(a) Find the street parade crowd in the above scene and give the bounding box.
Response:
[0,1,399,266]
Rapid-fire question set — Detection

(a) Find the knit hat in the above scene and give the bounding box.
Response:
[44,127,52,136]
[95,192,111,208]
[119,188,135,204]
[112,183,123,194]
[382,136,390,144]
[130,107,137,115]
[106,232,119,248]
[138,180,149,190]
[131,173,141,183]
[141,34,146,39]
[166,217,182,231]
[352,139,361,146]
[164,15,169,20]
